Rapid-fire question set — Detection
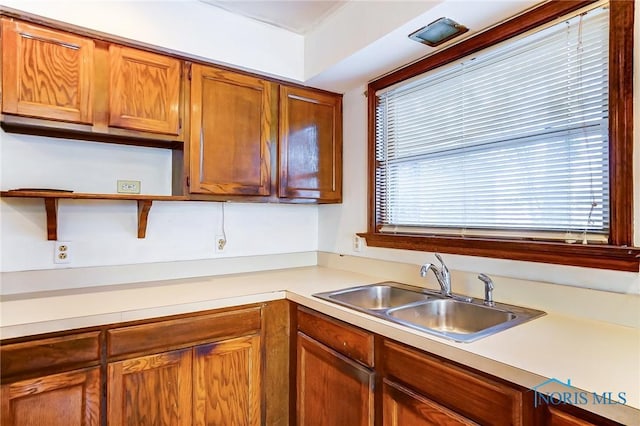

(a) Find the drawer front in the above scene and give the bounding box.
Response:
[383,339,524,426]
[297,307,374,367]
[108,306,261,358]
[1,331,101,380]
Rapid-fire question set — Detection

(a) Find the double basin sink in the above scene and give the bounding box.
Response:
[314,282,545,343]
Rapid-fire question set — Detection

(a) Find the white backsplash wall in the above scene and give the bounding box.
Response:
[0,131,319,272]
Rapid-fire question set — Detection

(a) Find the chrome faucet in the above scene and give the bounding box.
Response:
[420,253,452,297]
[478,273,495,306]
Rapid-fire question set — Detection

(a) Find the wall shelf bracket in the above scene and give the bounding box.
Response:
[1,190,187,240]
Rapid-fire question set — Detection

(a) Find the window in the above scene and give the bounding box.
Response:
[362,1,638,271]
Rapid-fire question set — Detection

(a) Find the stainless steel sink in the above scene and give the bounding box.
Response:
[315,282,432,311]
[387,299,516,334]
[313,282,545,343]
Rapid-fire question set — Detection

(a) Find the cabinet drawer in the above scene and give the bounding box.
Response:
[383,339,524,426]
[297,307,374,367]
[108,306,261,358]
[1,331,101,380]
[546,406,623,426]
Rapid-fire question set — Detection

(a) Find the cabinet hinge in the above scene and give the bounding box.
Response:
[186,176,190,187]
[187,63,192,81]
[178,118,182,131]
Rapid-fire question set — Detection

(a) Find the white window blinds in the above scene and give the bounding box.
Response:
[375,5,610,243]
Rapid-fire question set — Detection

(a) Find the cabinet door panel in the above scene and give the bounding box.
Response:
[1,367,100,426]
[190,65,272,196]
[297,332,374,426]
[1,18,94,124]
[279,86,342,202]
[193,335,261,426]
[383,339,523,425]
[109,45,181,135]
[108,348,192,426]
[383,379,478,426]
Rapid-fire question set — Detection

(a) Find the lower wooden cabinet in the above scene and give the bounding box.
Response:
[545,405,624,426]
[1,304,267,426]
[382,339,527,426]
[0,331,102,426]
[1,366,101,426]
[106,307,263,426]
[296,332,374,426]
[193,335,261,426]
[0,303,628,426]
[382,379,477,426]
[108,347,193,425]
[295,307,375,426]
[108,335,261,426]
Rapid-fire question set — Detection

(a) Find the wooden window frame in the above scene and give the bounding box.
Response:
[360,0,639,272]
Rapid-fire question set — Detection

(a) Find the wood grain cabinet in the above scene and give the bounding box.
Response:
[545,405,623,426]
[1,18,94,124]
[106,306,263,426]
[189,64,274,196]
[382,379,477,426]
[382,339,529,426]
[296,308,374,426]
[0,331,102,426]
[279,86,342,202]
[1,18,185,146]
[108,45,182,136]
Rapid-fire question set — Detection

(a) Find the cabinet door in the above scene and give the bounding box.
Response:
[1,18,94,124]
[109,45,181,135]
[383,339,524,425]
[297,332,374,426]
[193,335,261,426]
[108,348,192,426]
[189,64,273,196]
[383,379,478,426]
[279,86,342,202]
[1,366,100,426]
[546,406,617,426]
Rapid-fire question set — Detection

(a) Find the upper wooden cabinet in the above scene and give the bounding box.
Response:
[1,18,94,124]
[1,14,343,204]
[189,64,273,196]
[108,45,181,135]
[1,17,185,147]
[279,86,342,203]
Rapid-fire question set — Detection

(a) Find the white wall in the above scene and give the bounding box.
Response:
[0,0,304,81]
[0,0,316,273]
[318,6,640,295]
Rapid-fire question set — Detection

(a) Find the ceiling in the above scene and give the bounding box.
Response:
[197,0,544,92]
[201,0,346,34]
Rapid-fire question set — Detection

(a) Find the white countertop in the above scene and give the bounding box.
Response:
[1,266,639,424]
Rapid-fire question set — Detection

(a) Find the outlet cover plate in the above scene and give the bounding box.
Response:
[117,180,141,194]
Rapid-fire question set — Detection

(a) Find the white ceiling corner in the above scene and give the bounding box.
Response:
[200,0,347,34]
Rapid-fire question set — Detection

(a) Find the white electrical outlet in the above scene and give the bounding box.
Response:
[54,241,72,264]
[353,235,363,252]
[215,235,227,253]
[117,180,141,194]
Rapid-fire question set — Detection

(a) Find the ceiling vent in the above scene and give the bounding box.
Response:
[409,17,468,47]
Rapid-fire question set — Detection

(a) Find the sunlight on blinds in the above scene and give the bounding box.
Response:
[375,5,610,243]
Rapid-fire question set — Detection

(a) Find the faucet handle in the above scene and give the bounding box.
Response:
[435,253,449,278]
[478,273,495,306]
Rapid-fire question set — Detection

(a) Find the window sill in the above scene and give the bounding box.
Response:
[357,233,640,272]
